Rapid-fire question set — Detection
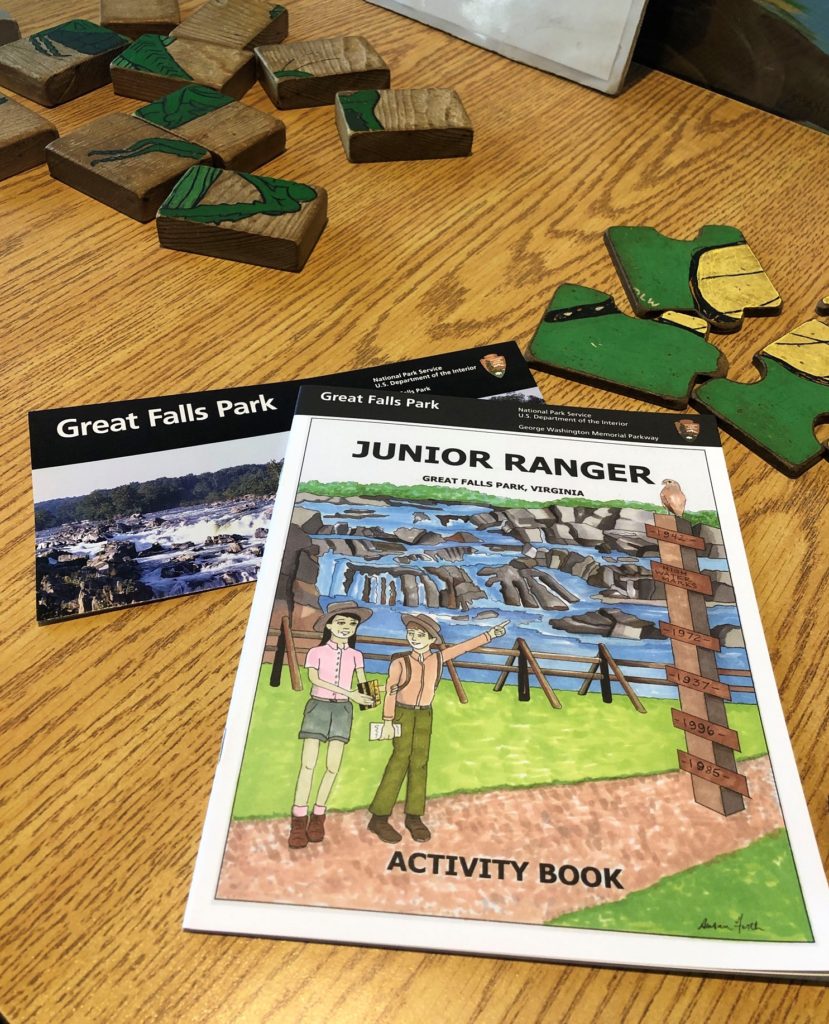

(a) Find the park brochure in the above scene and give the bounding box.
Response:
[28,342,539,624]
[185,387,829,977]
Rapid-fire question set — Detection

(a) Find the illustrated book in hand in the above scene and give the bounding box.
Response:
[185,387,829,976]
[28,343,539,623]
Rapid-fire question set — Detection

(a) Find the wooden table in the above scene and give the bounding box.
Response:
[1,2,827,1021]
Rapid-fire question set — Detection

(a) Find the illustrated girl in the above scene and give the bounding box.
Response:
[289,601,374,849]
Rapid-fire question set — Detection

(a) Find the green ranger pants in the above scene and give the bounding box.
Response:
[369,706,432,817]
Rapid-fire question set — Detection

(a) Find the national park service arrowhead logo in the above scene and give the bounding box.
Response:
[480,353,507,378]
[674,418,701,441]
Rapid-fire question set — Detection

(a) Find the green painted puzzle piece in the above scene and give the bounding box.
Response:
[526,283,724,407]
[339,90,383,132]
[605,225,782,332]
[695,319,829,475]
[88,137,209,166]
[29,19,127,58]
[135,85,234,130]
[112,35,191,80]
[159,165,317,223]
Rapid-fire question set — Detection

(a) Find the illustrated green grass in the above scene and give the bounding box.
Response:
[546,829,812,942]
[299,479,720,528]
[231,665,766,820]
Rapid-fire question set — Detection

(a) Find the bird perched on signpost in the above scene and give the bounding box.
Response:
[660,479,687,516]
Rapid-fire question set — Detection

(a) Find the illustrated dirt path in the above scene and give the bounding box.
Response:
[218,756,784,925]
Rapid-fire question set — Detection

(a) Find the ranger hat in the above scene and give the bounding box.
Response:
[401,613,443,641]
[315,601,373,631]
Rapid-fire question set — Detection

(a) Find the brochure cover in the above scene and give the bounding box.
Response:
[186,387,829,976]
[29,343,539,624]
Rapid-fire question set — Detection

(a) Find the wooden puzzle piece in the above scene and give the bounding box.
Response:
[156,166,327,271]
[335,88,472,162]
[0,20,129,107]
[134,85,285,170]
[173,0,288,51]
[605,225,782,333]
[525,283,725,408]
[255,36,389,109]
[111,33,255,101]
[0,93,58,180]
[101,1,181,40]
[694,319,829,475]
[0,9,20,45]
[46,111,211,222]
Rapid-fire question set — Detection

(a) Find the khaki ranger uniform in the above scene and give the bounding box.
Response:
[369,630,494,818]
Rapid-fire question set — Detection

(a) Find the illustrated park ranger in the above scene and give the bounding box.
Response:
[368,613,507,844]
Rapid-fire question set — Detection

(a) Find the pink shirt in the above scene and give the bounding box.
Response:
[305,641,364,701]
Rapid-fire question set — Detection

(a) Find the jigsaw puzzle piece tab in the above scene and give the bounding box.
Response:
[605,225,782,333]
[695,319,829,474]
[526,284,724,408]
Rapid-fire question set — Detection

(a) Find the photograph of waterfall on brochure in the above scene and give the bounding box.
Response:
[28,343,539,623]
[186,387,829,978]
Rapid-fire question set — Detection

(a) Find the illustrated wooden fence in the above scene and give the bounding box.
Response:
[267,509,751,819]
[267,618,754,720]
[647,514,747,816]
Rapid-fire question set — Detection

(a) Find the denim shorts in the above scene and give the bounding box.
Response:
[298,697,353,743]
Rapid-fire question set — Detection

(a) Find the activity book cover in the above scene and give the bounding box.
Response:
[28,342,539,624]
[186,387,829,976]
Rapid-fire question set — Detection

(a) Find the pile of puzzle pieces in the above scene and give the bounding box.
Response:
[0,1,474,271]
[526,226,828,476]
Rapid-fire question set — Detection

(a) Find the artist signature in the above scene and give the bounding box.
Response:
[698,914,764,935]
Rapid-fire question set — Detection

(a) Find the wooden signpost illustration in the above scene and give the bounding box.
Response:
[647,513,747,815]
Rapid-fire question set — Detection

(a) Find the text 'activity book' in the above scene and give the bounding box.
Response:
[186,387,829,977]
[28,343,539,624]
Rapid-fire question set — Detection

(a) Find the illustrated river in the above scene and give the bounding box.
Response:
[304,497,754,704]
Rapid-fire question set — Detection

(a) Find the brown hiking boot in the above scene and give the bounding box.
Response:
[405,815,431,842]
[307,812,326,843]
[288,814,308,849]
[367,814,402,844]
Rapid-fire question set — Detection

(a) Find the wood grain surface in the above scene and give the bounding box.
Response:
[172,0,288,51]
[100,0,182,39]
[0,8,20,44]
[0,93,58,179]
[0,19,128,106]
[45,110,211,221]
[337,87,473,162]
[157,168,327,269]
[0,2,827,1023]
[256,35,390,109]
[134,90,286,171]
[111,33,255,101]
